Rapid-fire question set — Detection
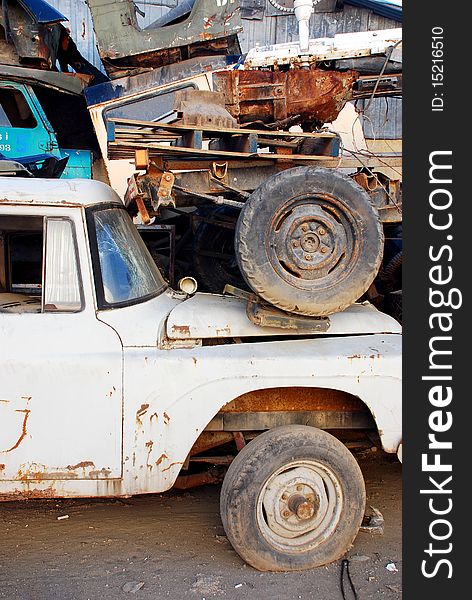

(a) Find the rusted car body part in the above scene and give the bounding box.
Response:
[205,386,375,432]
[224,284,330,331]
[0,1,106,84]
[213,68,359,126]
[172,466,225,490]
[352,170,402,223]
[0,0,66,69]
[86,0,242,77]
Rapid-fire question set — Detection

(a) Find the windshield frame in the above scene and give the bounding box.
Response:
[86,203,167,310]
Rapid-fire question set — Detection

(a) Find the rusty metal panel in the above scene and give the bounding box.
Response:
[236,3,402,139]
[215,68,358,125]
[87,0,242,70]
[220,387,367,413]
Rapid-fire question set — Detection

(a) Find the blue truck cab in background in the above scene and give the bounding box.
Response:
[0,81,92,179]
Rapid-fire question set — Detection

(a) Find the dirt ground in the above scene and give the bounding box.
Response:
[0,451,401,600]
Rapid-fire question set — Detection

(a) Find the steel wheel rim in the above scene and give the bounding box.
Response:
[267,194,360,290]
[256,459,343,554]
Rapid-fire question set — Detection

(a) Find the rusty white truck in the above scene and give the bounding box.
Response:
[0,176,401,572]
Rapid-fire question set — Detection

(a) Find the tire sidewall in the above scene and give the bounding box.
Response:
[235,167,384,316]
[221,426,366,571]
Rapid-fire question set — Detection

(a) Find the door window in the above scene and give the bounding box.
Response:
[0,88,37,128]
[0,215,82,313]
[43,219,83,312]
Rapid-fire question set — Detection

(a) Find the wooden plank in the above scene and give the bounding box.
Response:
[108,140,341,162]
[109,117,337,139]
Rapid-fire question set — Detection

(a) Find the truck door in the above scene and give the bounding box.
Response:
[0,83,57,159]
[0,207,123,483]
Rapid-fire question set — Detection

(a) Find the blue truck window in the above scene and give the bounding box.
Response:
[0,89,37,129]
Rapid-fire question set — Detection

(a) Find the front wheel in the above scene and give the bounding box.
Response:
[220,425,366,571]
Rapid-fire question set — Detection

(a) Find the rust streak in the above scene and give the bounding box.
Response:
[145,440,154,469]
[89,469,112,478]
[5,409,31,452]
[161,461,183,473]
[163,412,170,424]
[155,453,168,467]
[136,403,150,424]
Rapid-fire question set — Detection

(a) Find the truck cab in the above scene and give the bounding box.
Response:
[0,78,94,178]
[0,177,401,571]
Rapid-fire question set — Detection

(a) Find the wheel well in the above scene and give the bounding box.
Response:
[188,387,376,458]
[220,386,370,414]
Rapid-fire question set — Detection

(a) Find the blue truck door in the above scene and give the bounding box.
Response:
[0,83,57,158]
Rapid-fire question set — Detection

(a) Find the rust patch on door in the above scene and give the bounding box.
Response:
[0,487,56,501]
[161,461,183,473]
[66,461,95,471]
[136,404,150,425]
[19,471,78,481]
[171,324,191,336]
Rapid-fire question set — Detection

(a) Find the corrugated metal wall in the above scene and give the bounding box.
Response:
[56,0,401,138]
[46,0,103,70]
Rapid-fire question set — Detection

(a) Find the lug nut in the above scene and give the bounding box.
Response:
[282,493,288,501]
[283,510,290,518]
[305,254,312,261]
[320,247,328,254]
[318,228,326,235]
[292,240,299,247]
[301,224,309,232]
[296,485,303,492]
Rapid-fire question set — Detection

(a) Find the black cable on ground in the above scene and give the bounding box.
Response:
[340,559,359,600]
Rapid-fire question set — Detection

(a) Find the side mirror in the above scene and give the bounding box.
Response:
[178,277,198,295]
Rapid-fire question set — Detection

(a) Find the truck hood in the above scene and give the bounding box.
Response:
[166,293,401,340]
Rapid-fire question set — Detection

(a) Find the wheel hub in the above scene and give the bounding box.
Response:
[271,203,348,280]
[287,492,320,521]
[260,465,339,542]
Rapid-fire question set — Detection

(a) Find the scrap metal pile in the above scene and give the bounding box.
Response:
[104,20,402,318]
[0,0,402,320]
